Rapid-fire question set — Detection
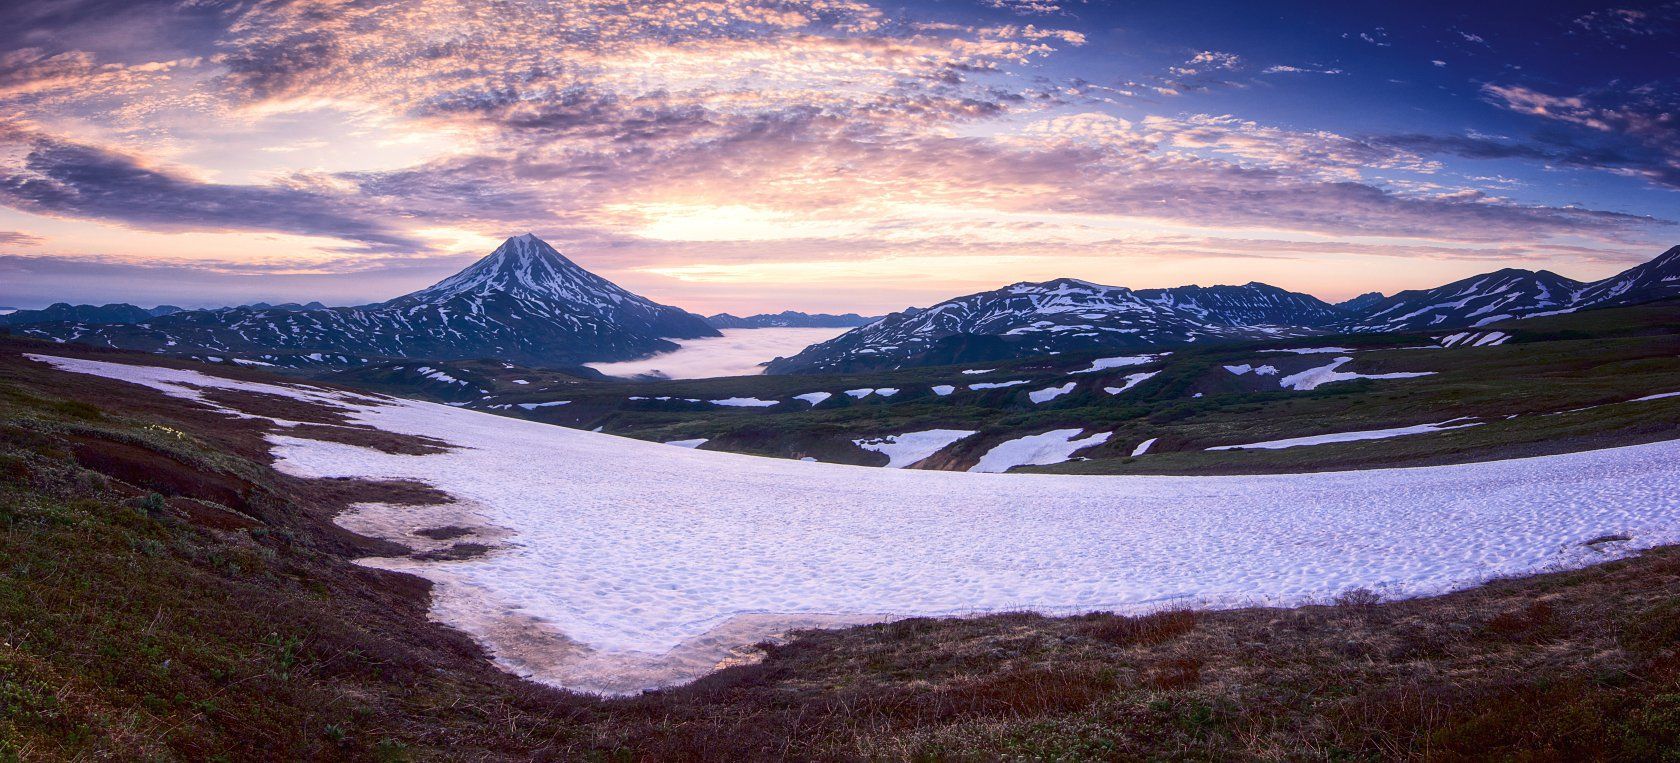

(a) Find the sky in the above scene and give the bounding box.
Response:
[0,0,1675,313]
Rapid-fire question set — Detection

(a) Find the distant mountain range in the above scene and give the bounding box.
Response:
[11,238,1676,376]
[764,280,1332,374]
[1340,245,1680,333]
[706,311,879,329]
[768,245,1680,373]
[1335,292,1386,313]
[0,303,183,326]
[9,235,718,367]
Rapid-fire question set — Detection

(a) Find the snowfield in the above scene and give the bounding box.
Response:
[28,354,1680,697]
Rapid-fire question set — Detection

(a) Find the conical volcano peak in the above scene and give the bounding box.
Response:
[481,233,580,270]
[396,233,640,309]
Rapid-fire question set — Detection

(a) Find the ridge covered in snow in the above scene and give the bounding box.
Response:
[765,280,1330,374]
[764,244,1680,373]
[1338,245,1680,333]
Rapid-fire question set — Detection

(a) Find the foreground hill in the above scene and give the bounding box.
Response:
[3,337,1680,758]
[8,235,717,368]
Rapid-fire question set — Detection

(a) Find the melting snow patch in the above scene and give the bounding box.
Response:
[710,397,778,408]
[1208,419,1483,450]
[1633,391,1680,402]
[1267,347,1353,355]
[960,368,995,375]
[1103,371,1159,395]
[1439,331,1511,348]
[969,429,1112,473]
[930,385,956,396]
[969,380,1029,391]
[1131,437,1158,456]
[794,392,832,406]
[1278,357,1435,391]
[1070,354,1163,374]
[854,429,978,468]
[1029,382,1076,403]
[664,439,709,449]
[517,401,571,410]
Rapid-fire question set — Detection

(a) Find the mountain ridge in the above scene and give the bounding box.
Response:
[768,244,1680,373]
[0,302,183,326]
[765,279,1330,374]
[707,311,879,329]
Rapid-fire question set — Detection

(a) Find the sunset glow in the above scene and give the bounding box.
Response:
[1,0,1673,314]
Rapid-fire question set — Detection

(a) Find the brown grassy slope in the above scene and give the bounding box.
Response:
[1,338,1679,760]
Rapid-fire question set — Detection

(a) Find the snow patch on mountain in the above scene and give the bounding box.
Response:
[854,429,978,468]
[1208,419,1483,450]
[1278,357,1436,391]
[969,429,1112,473]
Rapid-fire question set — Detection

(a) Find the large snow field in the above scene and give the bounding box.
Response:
[29,354,1680,695]
[584,327,847,379]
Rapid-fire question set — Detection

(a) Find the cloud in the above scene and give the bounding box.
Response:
[0,230,42,246]
[1479,83,1680,188]
[0,0,1668,308]
[1346,28,1392,47]
[981,0,1065,16]
[1569,5,1680,39]
[1157,50,1248,92]
[0,250,487,308]
[1262,65,1344,75]
[0,129,425,251]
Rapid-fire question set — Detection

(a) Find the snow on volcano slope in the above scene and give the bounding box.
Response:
[28,354,1680,696]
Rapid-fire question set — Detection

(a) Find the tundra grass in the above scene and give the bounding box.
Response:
[2,341,1680,759]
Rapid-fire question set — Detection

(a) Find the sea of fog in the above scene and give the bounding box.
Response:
[585,327,849,379]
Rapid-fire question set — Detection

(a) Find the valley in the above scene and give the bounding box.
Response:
[319,298,1680,476]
